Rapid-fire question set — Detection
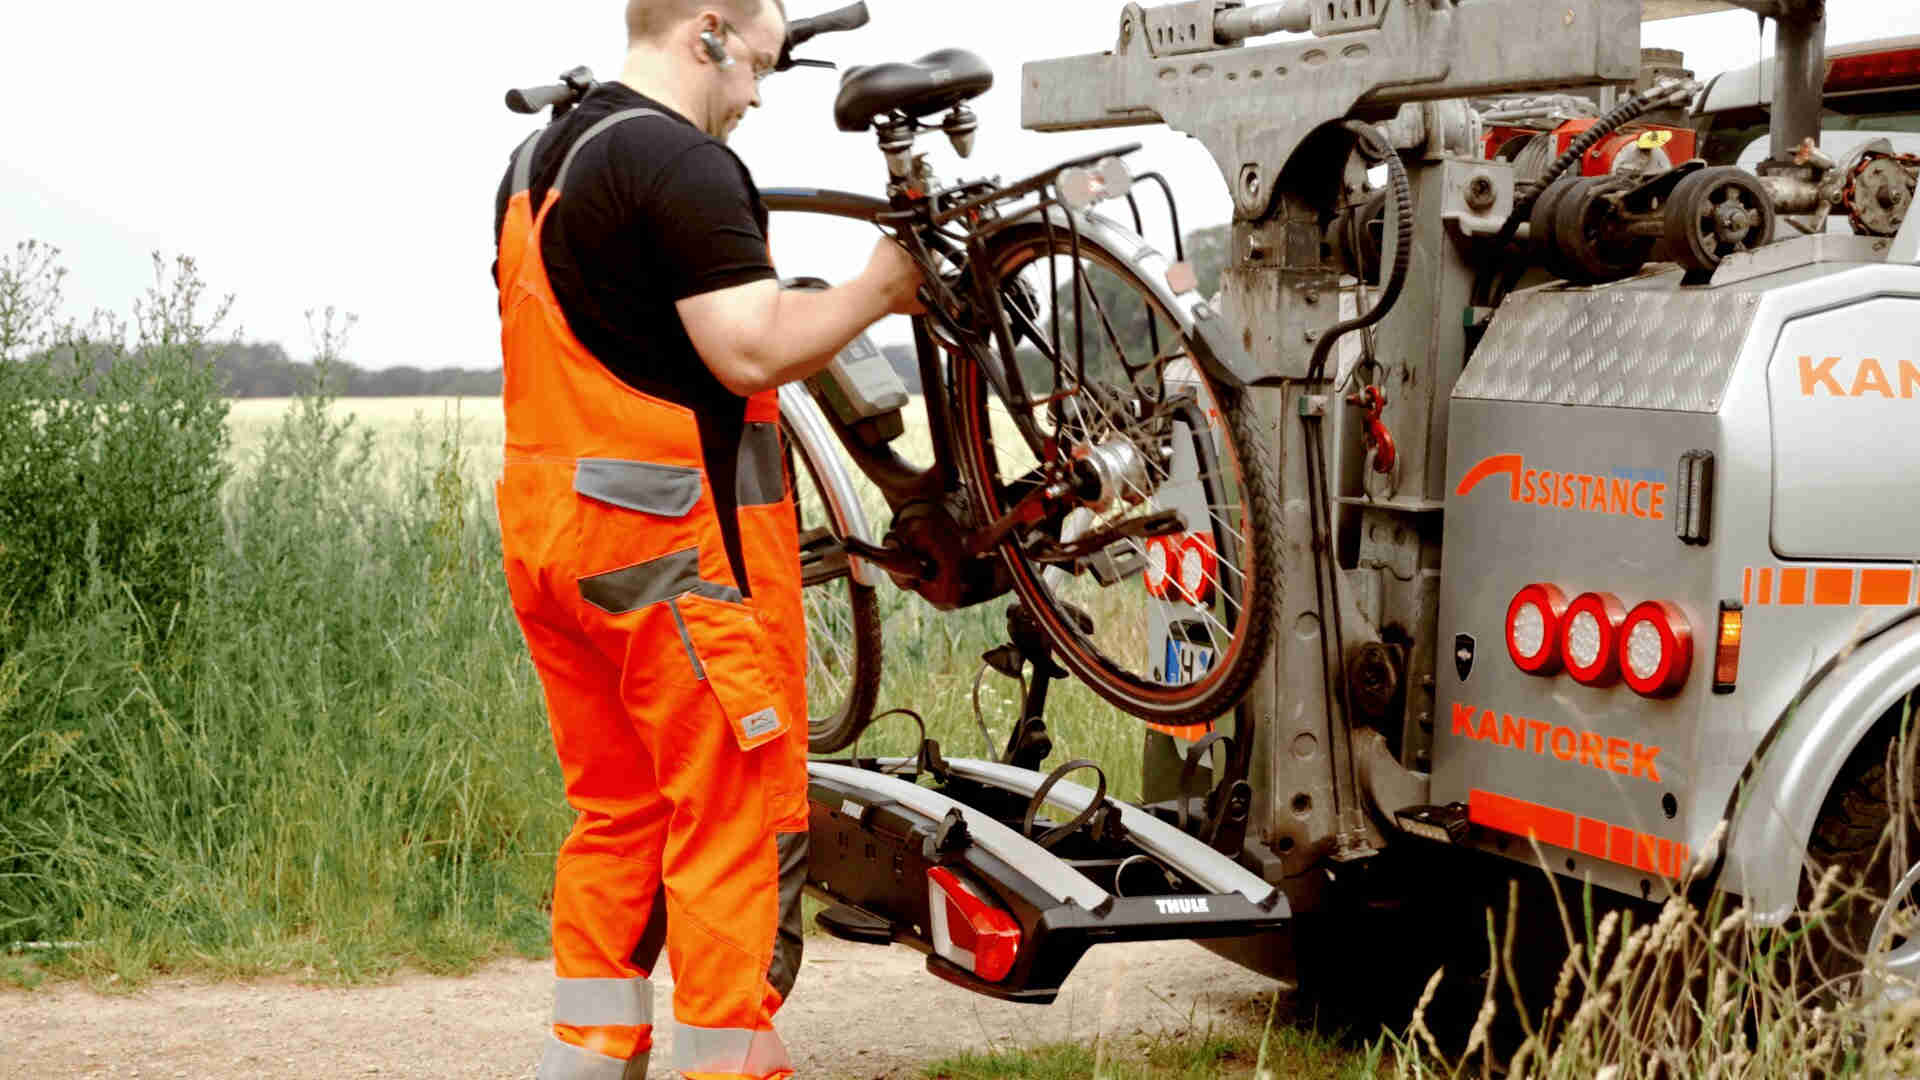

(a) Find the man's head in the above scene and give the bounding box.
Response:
[625,1,788,141]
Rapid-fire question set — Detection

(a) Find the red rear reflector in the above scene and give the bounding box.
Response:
[927,867,1021,982]
[1619,600,1693,699]
[1506,583,1569,676]
[1827,48,1920,94]
[1713,602,1743,694]
[1561,592,1627,687]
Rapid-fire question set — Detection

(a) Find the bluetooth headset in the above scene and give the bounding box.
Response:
[700,27,735,69]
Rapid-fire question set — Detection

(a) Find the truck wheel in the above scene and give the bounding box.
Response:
[1803,693,1920,1002]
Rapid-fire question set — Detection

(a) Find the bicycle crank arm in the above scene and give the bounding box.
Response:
[839,536,935,582]
[1023,509,1184,566]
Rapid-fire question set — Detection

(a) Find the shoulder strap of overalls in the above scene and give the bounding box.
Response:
[509,108,668,199]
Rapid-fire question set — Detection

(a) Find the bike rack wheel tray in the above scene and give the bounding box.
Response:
[805,756,1291,1003]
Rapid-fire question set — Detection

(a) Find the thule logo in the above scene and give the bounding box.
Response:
[1154,898,1210,915]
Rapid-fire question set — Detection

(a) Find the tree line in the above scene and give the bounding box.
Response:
[12,224,1228,401]
[212,341,503,397]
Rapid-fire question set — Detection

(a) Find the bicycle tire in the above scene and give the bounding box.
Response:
[782,417,885,754]
[950,214,1280,725]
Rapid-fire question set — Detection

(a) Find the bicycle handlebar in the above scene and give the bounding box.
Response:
[778,1,869,70]
[506,83,572,115]
[503,4,866,119]
[505,65,595,116]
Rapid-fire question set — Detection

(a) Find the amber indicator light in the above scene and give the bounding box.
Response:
[1713,602,1743,695]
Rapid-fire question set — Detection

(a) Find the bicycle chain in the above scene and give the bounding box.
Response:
[1842,149,1920,237]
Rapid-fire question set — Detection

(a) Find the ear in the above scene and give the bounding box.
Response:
[696,13,730,66]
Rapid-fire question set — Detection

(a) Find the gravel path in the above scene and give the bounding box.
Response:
[0,936,1283,1078]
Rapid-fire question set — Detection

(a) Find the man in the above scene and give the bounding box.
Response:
[492,2,923,1077]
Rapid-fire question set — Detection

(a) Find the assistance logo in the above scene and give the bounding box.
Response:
[1455,453,1668,521]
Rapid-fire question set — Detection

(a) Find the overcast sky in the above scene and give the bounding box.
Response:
[5,1,1917,369]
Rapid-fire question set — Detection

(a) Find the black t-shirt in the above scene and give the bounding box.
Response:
[494,83,779,594]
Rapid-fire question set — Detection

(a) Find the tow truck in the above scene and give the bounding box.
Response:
[798,0,1920,1002]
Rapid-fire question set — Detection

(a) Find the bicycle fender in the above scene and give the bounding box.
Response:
[777,383,884,587]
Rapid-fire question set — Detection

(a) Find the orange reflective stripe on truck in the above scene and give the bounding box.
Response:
[1468,789,1690,878]
[1744,566,1917,607]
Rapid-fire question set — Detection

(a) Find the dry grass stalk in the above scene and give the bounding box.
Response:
[1380,816,1920,1079]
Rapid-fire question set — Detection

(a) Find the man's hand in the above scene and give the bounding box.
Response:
[677,240,926,397]
[861,237,927,317]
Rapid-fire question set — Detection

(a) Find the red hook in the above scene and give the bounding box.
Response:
[1345,385,1397,475]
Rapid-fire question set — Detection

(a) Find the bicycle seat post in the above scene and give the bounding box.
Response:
[875,116,919,184]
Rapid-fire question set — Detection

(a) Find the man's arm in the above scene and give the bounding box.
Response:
[677,237,925,397]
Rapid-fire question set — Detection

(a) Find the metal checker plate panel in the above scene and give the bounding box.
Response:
[1456,281,1761,412]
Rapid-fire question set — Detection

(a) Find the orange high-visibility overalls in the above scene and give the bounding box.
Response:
[496,108,810,1080]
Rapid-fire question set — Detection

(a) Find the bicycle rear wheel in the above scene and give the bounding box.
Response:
[951,214,1279,725]
[782,417,884,753]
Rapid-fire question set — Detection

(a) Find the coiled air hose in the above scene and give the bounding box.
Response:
[1307,120,1412,382]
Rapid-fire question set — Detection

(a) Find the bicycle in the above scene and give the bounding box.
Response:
[505,2,1283,752]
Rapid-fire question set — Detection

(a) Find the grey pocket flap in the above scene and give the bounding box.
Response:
[574,459,703,517]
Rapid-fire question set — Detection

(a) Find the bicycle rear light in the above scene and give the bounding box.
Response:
[1561,592,1627,687]
[1620,600,1693,698]
[1713,601,1743,695]
[927,866,1021,982]
[1057,156,1133,211]
[1506,583,1569,676]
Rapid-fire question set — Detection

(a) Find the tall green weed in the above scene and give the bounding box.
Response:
[0,247,561,981]
[0,243,228,652]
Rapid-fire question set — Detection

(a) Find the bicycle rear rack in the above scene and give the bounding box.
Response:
[803,605,1289,1004]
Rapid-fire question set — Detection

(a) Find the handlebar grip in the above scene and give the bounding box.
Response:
[506,83,572,115]
[787,1,869,47]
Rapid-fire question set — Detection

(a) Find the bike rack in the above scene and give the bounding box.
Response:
[803,605,1290,1004]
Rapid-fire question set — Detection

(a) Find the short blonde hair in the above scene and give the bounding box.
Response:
[626,0,785,44]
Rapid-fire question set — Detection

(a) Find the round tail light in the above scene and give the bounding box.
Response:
[1175,534,1218,606]
[1561,592,1628,687]
[1506,583,1570,675]
[1621,600,1693,698]
[1144,536,1174,599]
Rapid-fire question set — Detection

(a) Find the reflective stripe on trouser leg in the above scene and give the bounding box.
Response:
[553,976,654,1028]
[767,832,807,1001]
[538,1034,649,1080]
[671,1023,793,1077]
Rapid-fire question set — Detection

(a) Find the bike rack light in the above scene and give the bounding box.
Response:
[1143,535,1176,600]
[1176,534,1218,606]
[927,866,1021,982]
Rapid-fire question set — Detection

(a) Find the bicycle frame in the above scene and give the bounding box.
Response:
[765,153,1256,601]
[765,149,1175,491]
[762,185,1010,518]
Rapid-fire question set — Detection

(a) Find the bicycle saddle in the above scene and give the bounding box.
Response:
[833,49,993,133]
